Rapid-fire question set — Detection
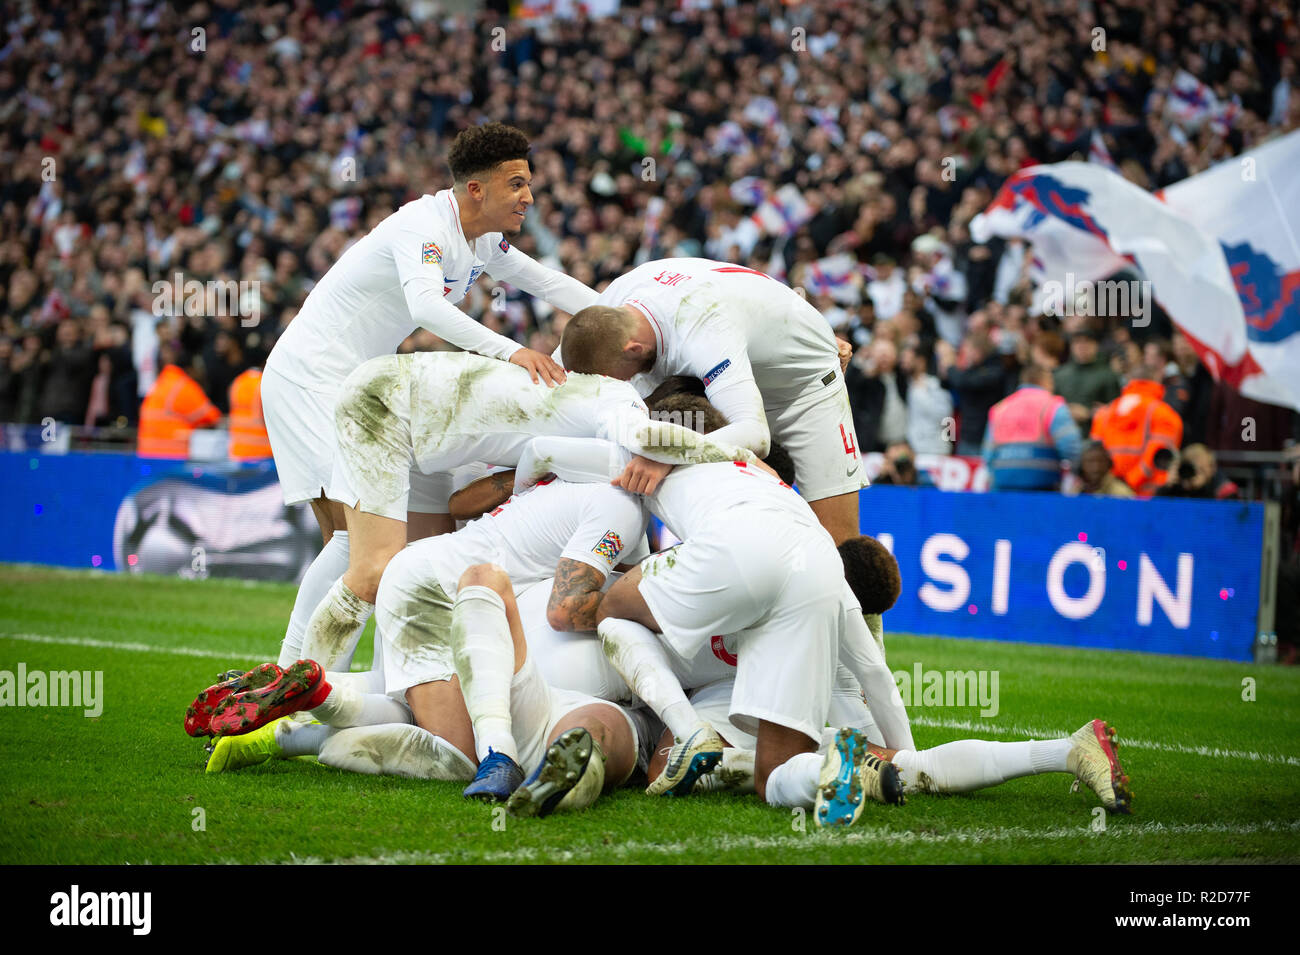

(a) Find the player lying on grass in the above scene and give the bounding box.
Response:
[443,562,643,818]
[559,257,865,545]
[192,474,657,794]
[295,349,761,676]
[504,543,1132,816]
[510,404,913,827]
[264,122,590,670]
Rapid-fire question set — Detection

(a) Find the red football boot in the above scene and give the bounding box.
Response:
[184,663,283,737]
[207,660,332,737]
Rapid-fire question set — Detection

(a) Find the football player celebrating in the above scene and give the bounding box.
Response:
[264,122,594,669]
[558,257,867,545]
[298,349,758,679]
[510,401,914,826]
[198,473,656,798]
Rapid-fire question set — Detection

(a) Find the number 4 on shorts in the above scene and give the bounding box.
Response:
[840,424,856,456]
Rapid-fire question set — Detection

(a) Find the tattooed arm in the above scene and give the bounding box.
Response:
[546,558,608,632]
[447,469,517,521]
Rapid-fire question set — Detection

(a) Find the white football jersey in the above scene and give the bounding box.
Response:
[646,457,816,543]
[268,189,596,394]
[417,479,649,599]
[598,258,840,409]
[403,353,651,474]
[401,352,757,478]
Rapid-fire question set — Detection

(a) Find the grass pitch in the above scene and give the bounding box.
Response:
[1,565,1297,865]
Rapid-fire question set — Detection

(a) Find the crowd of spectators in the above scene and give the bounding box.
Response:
[2,0,1298,499]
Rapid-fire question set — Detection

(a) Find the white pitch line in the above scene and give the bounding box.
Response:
[4,631,1299,768]
[0,632,265,663]
[909,714,1300,768]
[272,820,1300,866]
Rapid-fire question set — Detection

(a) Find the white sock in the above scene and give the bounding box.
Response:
[318,724,476,780]
[300,577,374,672]
[311,682,410,727]
[763,751,822,808]
[598,617,701,740]
[892,738,1073,795]
[450,585,518,762]
[279,532,350,667]
[275,720,333,757]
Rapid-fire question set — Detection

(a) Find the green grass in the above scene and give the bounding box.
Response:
[1,565,1298,864]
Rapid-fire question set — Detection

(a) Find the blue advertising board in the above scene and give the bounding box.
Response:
[1,452,1268,660]
[0,450,319,581]
[859,485,1265,661]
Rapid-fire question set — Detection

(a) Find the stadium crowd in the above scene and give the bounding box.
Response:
[1,0,1298,497]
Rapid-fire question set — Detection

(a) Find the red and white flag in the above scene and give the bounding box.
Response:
[971,132,1300,410]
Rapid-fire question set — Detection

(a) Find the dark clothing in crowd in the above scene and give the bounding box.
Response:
[944,355,1008,454]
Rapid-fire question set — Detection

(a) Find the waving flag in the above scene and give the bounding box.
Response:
[971,132,1300,410]
[806,106,844,146]
[711,120,751,157]
[803,253,861,304]
[729,176,767,206]
[1165,70,1236,134]
[640,196,667,255]
[750,184,812,238]
[1088,130,1117,170]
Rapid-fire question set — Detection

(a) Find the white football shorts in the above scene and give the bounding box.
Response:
[636,510,843,743]
[766,370,868,502]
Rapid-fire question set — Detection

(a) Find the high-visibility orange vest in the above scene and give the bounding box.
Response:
[138,364,222,459]
[228,368,272,461]
[1090,379,1183,496]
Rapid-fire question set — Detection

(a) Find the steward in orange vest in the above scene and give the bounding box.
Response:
[138,363,221,459]
[228,368,272,461]
[1090,378,1184,496]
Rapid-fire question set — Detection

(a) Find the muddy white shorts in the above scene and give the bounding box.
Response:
[510,654,638,774]
[266,361,456,515]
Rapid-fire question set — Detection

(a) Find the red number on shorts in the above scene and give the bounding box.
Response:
[840,424,857,456]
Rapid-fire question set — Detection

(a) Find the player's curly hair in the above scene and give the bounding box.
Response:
[644,386,796,483]
[644,376,706,408]
[646,391,728,435]
[448,122,532,183]
[839,536,902,614]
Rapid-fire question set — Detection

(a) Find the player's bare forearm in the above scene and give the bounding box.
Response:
[447,470,516,521]
[546,559,607,632]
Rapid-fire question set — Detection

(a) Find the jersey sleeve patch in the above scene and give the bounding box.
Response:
[592,530,624,563]
[703,359,732,386]
[499,238,510,253]
[422,242,443,265]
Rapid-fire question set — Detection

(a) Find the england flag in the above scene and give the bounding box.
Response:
[971,131,1300,411]
[750,184,812,238]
